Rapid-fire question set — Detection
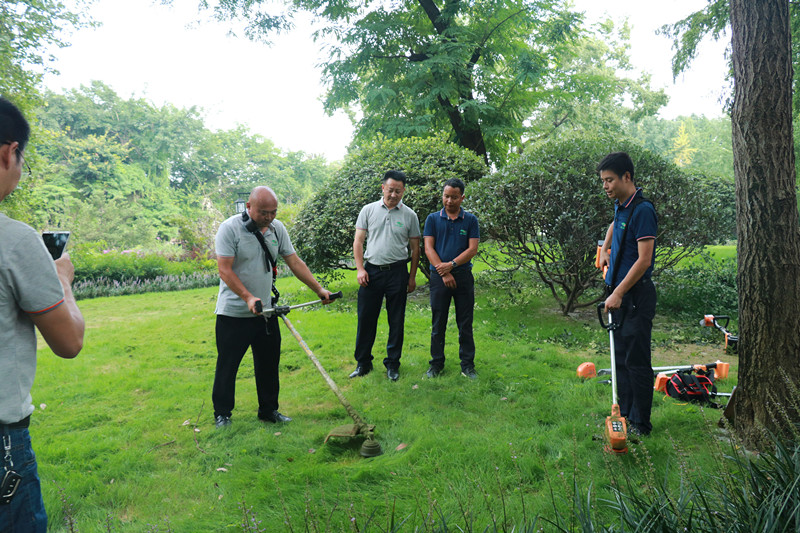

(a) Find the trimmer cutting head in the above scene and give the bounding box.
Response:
[604,404,628,454]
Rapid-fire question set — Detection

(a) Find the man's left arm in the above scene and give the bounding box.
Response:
[283,253,333,303]
[604,238,654,312]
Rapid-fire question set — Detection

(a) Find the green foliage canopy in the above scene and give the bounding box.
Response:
[0,0,92,108]
[471,133,730,315]
[189,0,666,166]
[292,135,487,278]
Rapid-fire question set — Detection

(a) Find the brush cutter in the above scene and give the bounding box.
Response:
[700,314,738,353]
[255,293,383,457]
[593,361,730,380]
[597,303,628,455]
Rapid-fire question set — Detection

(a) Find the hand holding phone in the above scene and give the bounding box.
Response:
[42,231,70,260]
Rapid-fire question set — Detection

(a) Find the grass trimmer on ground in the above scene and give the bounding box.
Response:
[700,314,738,354]
[256,293,383,458]
[597,303,628,455]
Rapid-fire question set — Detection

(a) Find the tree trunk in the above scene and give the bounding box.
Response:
[729,0,800,447]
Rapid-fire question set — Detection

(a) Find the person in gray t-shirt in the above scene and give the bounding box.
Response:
[1,96,85,532]
[212,186,333,429]
[350,170,421,382]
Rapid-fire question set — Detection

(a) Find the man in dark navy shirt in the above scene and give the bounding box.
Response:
[597,152,658,436]
[423,178,480,379]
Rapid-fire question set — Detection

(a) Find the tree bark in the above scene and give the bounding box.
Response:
[729,0,800,447]
[417,0,489,164]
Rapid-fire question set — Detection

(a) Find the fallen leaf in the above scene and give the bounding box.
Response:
[287,457,294,462]
[501,397,508,401]
[274,432,282,436]
[412,384,419,390]
[395,443,408,451]
[182,419,191,426]
[216,467,228,472]
[194,428,201,433]
[308,448,316,454]
[39,403,47,410]
[218,494,224,500]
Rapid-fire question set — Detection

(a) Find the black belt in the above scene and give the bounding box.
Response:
[366,260,407,271]
[0,415,30,430]
[606,276,652,296]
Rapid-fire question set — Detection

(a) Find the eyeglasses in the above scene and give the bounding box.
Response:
[1,141,31,177]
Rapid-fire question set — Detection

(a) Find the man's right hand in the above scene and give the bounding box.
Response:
[357,268,369,287]
[248,297,263,315]
[598,250,610,271]
[54,253,76,285]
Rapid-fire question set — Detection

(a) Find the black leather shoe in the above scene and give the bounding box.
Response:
[461,367,478,380]
[628,424,650,437]
[387,368,399,381]
[425,366,442,378]
[215,415,232,429]
[259,410,292,423]
[349,366,372,378]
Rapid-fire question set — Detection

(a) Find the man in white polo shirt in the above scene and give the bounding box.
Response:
[350,170,421,381]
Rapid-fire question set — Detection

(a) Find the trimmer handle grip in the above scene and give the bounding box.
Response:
[328,291,343,301]
[597,302,625,331]
[255,300,263,314]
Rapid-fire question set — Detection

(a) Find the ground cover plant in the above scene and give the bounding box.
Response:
[32,270,746,532]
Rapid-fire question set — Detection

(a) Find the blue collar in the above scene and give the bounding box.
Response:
[438,207,465,220]
[615,187,643,209]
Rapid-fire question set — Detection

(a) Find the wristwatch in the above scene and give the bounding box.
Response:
[451,260,457,268]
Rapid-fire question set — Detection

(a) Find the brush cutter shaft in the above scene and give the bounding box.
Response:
[279,314,370,432]
[597,304,621,406]
[596,361,728,378]
[597,304,627,454]
[257,291,343,317]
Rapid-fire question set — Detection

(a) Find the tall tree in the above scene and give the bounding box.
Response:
[189,0,665,165]
[0,0,92,107]
[728,0,800,446]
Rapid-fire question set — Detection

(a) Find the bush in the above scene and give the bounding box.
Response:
[72,272,220,300]
[72,248,217,283]
[471,132,730,315]
[292,135,488,278]
[657,253,738,319]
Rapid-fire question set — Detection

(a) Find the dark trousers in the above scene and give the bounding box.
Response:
[429,269,475,371]
[353,262,410,370]
[213,314,281,418]
[0,427,47,533]
[611,278,657,433]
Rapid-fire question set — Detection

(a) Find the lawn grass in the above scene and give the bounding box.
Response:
[32,269,738,532]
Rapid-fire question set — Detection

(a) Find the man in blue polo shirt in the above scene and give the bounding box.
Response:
[597,152,657,436]
[423,178,480,379]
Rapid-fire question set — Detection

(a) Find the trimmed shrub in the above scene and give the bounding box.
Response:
[657,253,738,319]
[72,249,216,283]
[471,132,730,315]
[292,135,488,279]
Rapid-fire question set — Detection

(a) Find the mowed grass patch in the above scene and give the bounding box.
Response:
[31,271,733,531]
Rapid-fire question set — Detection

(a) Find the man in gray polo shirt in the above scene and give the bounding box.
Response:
[350,170,421,381]
[1,96,85,531]
[213,186,333,428]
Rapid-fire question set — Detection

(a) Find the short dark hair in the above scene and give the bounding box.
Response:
[382,170,407,184]
[0,97,30,157]
[596,152,634,183]
[443,178,465,195]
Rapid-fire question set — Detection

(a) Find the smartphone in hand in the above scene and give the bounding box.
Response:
[42,231,70,260]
